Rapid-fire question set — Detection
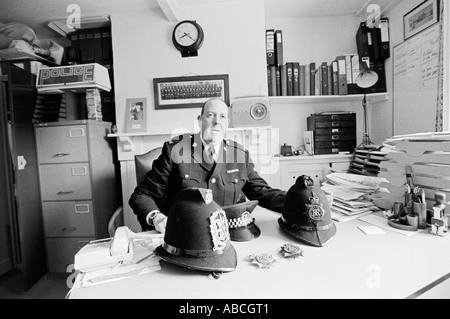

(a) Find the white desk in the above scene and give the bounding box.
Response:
[69,207,450,299]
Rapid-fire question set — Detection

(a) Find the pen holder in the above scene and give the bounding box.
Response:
[413,202,427,229]
[406,214,418,230]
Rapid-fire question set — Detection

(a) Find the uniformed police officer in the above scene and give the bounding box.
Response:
[129,97,286,232]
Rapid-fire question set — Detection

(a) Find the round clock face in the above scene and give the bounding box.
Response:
[174,22,199,47]
[172,20,204,52]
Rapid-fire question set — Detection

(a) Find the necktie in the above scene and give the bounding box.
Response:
[207,147,216,163]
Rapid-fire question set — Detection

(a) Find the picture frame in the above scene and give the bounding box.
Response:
[125,98,147,133]
[153,74,229,110]
[403,0,440,40]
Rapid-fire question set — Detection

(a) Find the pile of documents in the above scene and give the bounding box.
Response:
[374,131,450,211]
[349,148,388,176]
[321,172,387,222]
[74,233,164,288]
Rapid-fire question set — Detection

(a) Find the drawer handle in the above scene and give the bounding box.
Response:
[54,153,70,157]
[57,191,74,195]
[63,227,77,232]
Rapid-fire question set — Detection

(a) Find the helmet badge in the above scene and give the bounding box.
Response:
[199,188,213,204]
[305,194,325,222]
[209,209,230,251]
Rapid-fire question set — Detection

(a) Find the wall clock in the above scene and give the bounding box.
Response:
[172,20,204,58]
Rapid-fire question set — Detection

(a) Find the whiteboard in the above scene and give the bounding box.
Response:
[393,23,440,135]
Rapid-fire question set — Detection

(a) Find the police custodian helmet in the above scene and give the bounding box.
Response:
[154,187,237,274]
[278,175,337,247]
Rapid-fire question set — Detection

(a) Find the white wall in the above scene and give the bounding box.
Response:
[111,0,267,136]
[266,15,360,64]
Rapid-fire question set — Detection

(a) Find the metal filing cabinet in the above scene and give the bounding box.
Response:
[34,120,119,273]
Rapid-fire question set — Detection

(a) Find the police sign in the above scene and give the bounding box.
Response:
[36,63,111,93]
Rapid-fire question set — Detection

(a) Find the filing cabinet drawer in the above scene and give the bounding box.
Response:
[45,238,93,273]
[39,163,92,200]
[35,125,89,163]
[42,201,95,237]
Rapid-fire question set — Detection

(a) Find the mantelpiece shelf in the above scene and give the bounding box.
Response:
[108,126,273,153]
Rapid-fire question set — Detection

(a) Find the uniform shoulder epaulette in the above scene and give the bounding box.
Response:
[226,139,247,151]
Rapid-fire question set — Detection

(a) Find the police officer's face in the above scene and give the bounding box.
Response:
[199,99,230,146]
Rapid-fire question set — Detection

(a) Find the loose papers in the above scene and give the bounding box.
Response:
[74,234,164,288]
[321,173,386,222]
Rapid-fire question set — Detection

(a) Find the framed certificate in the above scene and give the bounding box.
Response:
[403,0,439,40]
[125,98,147,133]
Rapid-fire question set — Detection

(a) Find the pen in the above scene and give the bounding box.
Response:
[405,166,414,190]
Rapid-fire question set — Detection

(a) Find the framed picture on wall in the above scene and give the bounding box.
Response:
[404,0,440,40]
[125,98,147,133]
[153,74,229,110]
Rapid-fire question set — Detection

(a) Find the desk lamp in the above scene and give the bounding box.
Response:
[355,61,379,149]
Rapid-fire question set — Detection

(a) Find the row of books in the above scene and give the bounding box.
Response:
[69,26,116,124]
[265,29,283,67]
[69,27,113,65]
[356,19,390,65]
[267,54,376,97]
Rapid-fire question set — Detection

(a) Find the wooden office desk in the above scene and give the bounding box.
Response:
[69,207,450,299]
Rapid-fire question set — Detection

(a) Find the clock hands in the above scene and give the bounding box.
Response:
[179,32,194,41]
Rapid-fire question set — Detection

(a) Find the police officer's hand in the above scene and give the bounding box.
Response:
[153,213,167,233]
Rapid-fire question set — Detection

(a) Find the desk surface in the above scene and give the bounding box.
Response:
[69,207,450,299]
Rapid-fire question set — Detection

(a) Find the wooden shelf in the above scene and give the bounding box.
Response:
[268,92,389,104]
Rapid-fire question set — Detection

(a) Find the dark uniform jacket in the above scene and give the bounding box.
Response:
[129,133,286,229]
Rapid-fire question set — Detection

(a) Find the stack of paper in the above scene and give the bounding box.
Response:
[349,148,389,176]
[74,235,164,288]
[376,132,450,211]
[330,198,380,222]
[321,173,386,222]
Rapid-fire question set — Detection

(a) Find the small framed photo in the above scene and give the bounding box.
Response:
[125,98,147,133]
[404,0,440,40]
[153,74,229,110]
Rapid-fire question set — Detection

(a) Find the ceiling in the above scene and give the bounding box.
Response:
[0,0,401,39]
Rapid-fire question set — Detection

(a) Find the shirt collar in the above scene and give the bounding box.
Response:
[199,135,221,155]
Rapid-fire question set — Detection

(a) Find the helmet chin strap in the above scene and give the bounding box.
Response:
[210,271,222,279]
